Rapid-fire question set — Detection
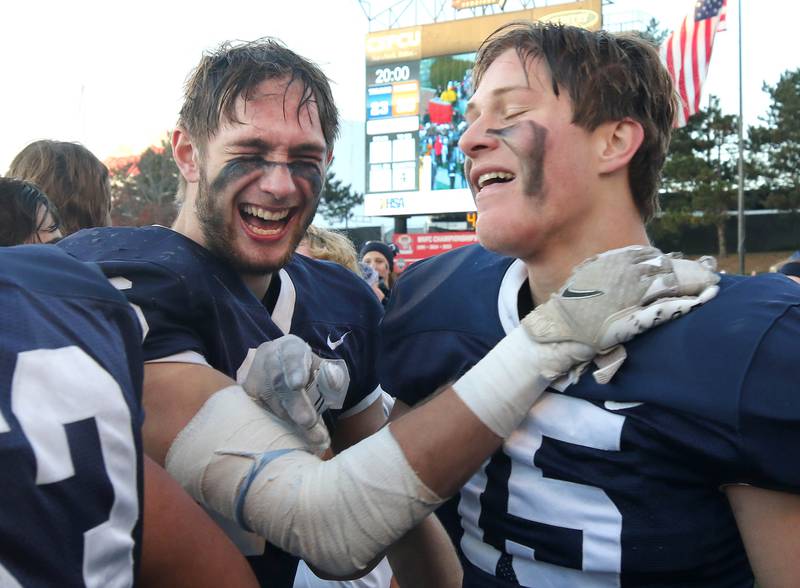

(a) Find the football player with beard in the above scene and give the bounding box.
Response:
[58,38,460,587]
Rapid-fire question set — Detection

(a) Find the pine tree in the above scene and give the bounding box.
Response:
[749,68,800,210]
[661,96,739,257]
[317,169,363,227]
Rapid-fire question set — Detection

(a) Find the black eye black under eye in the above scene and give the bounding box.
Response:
[211,157,266,192]
[224,157,264,173]
[288,161,321,175]
[234,156,264,166]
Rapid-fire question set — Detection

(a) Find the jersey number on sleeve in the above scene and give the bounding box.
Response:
[0,346,139,588]
[459,393,625,587]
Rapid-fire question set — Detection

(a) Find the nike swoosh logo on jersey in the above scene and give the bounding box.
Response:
[604,400,643,411]
[326,331,351,350]
[561,286,604,299]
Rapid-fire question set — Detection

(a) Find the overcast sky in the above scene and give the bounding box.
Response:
[1,0,795,186]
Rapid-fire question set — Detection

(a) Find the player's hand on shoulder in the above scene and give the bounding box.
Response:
[522,246,719,383]
[243,335,349,454]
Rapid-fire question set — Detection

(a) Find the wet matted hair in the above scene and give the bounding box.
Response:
[473,22,677,222]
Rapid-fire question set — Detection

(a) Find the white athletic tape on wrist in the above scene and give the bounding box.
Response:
[452,327,591,438]
[165,385,442,576]
[239,426,442,575]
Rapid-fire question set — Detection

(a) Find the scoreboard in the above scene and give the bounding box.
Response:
[366,61,421,194]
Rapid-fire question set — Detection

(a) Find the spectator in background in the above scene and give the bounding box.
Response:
[358,261,386,303]
[0,178,62,246]
[360,240,396,304]
[7,140,111,235]
[440,83,457,105]
[433,134,444,166]
[297,224,360,273]
[297,226,386,304]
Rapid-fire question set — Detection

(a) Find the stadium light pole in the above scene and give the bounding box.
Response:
[737,0,745,274]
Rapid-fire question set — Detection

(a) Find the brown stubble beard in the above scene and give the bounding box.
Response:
[195,166,239,266]
[194,164,320,276]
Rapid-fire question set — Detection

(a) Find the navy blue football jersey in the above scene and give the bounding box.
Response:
[379,244,800,588]
[59,225,384,586]
[0,246,144,587]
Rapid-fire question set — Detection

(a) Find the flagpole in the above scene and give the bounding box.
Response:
[737,0,745,274]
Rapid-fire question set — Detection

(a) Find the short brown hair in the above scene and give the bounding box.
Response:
[7,140,110,235]
[473,22,676,222]
[178,38,339,151]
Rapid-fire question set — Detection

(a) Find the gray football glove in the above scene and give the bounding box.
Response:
[242,335,349,453]
[523,246,719,383]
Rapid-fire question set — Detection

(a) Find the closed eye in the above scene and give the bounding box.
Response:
[289,160,321,173]
[228,155,263,165]
[504,109,529,120]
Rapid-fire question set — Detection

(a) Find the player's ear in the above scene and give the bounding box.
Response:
[596,118,644,175]
[172,127,201,184]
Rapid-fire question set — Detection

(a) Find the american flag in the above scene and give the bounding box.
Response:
[660,0,728,127]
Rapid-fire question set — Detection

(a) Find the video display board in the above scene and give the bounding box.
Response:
[363,0,602,217]
[366,61,421,194]
[418,52,475,193]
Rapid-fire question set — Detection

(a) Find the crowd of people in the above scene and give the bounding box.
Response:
[1,21,799,588]
[420,70,473,191]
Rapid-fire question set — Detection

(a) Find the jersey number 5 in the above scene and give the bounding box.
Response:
[460,393,625,587]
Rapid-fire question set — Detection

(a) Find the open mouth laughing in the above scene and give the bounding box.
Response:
[477,171,516,190]
[470,168,518,195]
[239,203,293,237]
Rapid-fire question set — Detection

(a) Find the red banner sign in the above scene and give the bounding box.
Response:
[392,231,478,272]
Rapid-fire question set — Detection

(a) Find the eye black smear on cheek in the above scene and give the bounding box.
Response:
[211,158,267,193]
[487,121,548,197]
[288,162,323,198]
[211,159,323,197]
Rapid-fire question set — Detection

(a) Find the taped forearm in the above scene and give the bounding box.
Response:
[165,386,443,577]
[452,327,590,438]
[240,426,441,576]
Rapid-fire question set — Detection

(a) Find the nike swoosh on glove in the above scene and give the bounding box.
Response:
[523,246,719,383]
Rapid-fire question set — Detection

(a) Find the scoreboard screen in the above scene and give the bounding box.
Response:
[365,61,421,195]
[364,51,476,216]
